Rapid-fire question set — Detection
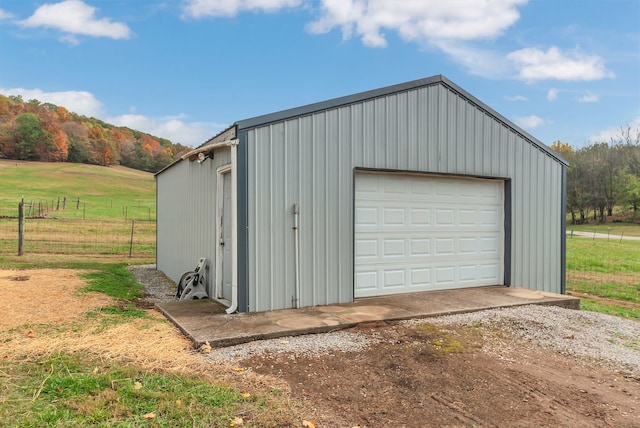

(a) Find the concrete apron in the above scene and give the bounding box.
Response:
[155,286,580,348]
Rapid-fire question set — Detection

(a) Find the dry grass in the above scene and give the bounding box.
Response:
[567,270,640,285]
[0,269,112,328]
[0,269,293,401]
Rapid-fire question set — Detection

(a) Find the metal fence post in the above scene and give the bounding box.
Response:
[18,200,25,256]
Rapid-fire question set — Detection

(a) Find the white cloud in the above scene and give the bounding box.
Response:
[547,88,558,101]
[433,40,510,78]
[0,87,104,117]
[306,0,527,48]
[507,46,615,82]
[504,95,527,101]
[182,0,301,18]
[588,116,640,143]
[576,92,599,103]
[18,0,132,40]
[108,114,227,146]
[513,115,550,130]
[0,8,14,20]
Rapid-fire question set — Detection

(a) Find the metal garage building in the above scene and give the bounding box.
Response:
[155,75,568,313]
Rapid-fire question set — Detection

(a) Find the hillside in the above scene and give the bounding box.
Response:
[0,94,191,173]
[0,159,155,219]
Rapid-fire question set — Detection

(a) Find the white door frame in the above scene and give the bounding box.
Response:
[215,163,232,305]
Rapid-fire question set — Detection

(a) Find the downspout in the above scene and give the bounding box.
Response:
[226,139,239,314]
[293,203,300,308]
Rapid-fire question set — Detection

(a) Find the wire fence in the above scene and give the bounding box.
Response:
[565,231,640,305]
[0,217,155,258]
[0,198,155,222]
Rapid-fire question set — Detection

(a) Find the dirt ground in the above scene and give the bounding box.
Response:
[3,268,640,427]
[243,321,640,427]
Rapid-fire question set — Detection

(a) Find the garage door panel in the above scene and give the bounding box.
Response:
[354,173,504,297]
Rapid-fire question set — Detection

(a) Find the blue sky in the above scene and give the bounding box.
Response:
[0,0,638,148]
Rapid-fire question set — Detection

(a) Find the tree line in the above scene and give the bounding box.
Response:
[0,94,192,172]
[552,127,640,224]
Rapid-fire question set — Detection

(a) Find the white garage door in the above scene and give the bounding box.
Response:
[354,172,504,298]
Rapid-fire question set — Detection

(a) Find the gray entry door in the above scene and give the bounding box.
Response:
[220,170,233,302]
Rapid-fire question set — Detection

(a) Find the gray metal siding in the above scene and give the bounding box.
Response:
[245,83,564,311]
[156,149,231,294]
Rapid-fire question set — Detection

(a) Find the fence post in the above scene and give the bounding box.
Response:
[18,200,25,256]
[129,218,135,258]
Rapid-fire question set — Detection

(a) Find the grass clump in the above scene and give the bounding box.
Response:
[0,353,245,427]
[80,264,144,301]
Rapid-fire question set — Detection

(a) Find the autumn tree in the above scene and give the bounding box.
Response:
[14,113,55,160]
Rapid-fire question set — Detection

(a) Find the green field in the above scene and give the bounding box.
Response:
[0,159,156,220]
[0,160,156,261]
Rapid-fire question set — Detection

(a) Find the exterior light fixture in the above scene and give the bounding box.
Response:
[197,152,213,164]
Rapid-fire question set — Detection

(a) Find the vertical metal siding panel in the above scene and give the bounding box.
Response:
[247,129,256,311]
[407,90,419,171]
[386,94,399,169]
[455,96,467,174]
[427,86,439,171]
[512,136,529,287]
[374,97,386,168]
[549,156,561,292]
[448,91,458,172]
[299,116,314,308]
[529,147,539,289]
[286,119,300,306]
[498,126,510,177]
[351,103,364,166]
[474,107,483,174]
[417,88,429,169]
[543,155,552,291]
[325,108,341,304]
[482,113,492,176]
[466,103,476,175]
[340,105,354,303]
[363,100,375,166]
[270,123,288,308]
[254,127,273,311]
[396,92,408,170]
[313,112,327,305]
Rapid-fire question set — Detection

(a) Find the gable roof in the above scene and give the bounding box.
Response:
[158,74,567,176]
[236,74,567,166]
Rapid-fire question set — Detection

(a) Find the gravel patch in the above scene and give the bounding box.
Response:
[407,305,640,375]
[129,264,177,304]
[205,331,381,364]
[130,265,640,374]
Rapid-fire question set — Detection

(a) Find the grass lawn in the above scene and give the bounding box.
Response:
[566,236,640,318]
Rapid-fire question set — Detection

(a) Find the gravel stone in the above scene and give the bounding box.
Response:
[129,264,177,304]
[205,331,382,364]
[407,305,640,375]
